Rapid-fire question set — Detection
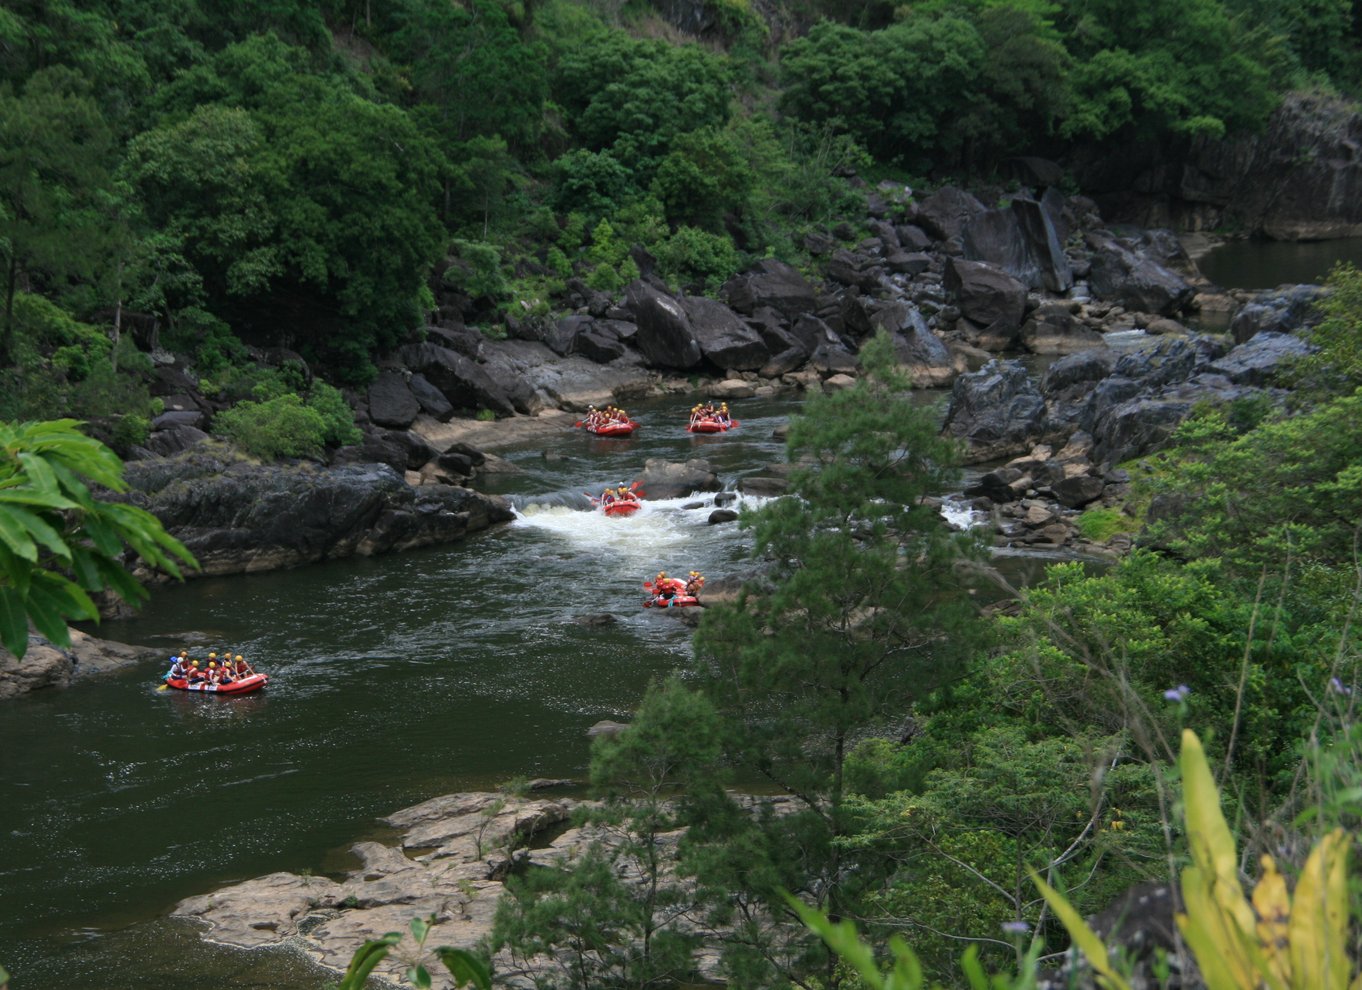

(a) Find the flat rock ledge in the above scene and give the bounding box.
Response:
[173,792,590,988]
[0,629,161,701]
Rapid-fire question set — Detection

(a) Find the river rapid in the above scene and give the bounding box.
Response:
[2,392,893,989]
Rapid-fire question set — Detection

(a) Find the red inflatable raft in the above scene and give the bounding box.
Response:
[643,577,701,607]
[587,420,638,437]
[602,500,641,516]
[164,673,269,695]
[687,417,736,434]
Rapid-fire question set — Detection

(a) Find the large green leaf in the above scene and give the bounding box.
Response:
[0,586,30,656]
[8,506,72,562]
[337,933,402,990]
[0,510,37,562]
[433,947,492,989]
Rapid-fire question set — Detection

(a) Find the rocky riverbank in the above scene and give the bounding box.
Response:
[172,787,768,989]
[126,174,1327,575]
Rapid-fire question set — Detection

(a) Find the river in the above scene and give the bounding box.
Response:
[4,391,985,989]
[1196,236,1362,289]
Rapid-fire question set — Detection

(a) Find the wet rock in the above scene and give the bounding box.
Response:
[1228,284,1325,343]
[708,508,740,524]
[637,458,721,499]
[124,451,512,577]
[962,198,1073,293]
[1086,233,1194,316]
[1208,331,1313,385]
[942,360,1049,461]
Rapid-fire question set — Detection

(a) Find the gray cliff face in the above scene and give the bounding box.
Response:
[1074,92,1362,239]
[122,448,513,577]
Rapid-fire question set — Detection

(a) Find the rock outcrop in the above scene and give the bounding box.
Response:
[123,447,513,577]
[1,629,161,701]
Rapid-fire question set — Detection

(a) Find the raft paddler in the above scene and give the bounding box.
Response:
[233,654,254,678]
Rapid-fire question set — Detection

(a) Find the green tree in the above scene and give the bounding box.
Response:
[383,0,547,152]
[1296,261,1362,395]
[493,678,721,989]
[674,333,986,983]
[1059,0,1278,140]
[0,68,114,366]
[0,419,195,657]
[125,35,444,376]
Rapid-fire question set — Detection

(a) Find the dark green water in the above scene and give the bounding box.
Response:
[1197,236,1362,289]
[1,394,834,989]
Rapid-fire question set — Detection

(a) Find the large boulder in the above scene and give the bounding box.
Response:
[479,340,653,411]
[962,198,1074,293]
[1041,348,1117,395]
[1111,335,1223,390]
[123,450,513,576]
[407,373,454,422]
[367,371,421,429]
[625,281,702,369]
[396,343,518,416]
[681,296,772,371]
[636,458,721,499]
[943,259,1028,345]
[1208,331,1313,385]
[870,300,956,385]
[1228,284,1325,343]
[720,259,818,324]
[1086,233,1195,316]
[826,248,885,292]
[910,186,988,242]
[574,319,633,363]
[942,360,1049,460]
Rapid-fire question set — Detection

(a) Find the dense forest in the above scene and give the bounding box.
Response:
[4,1,1362,987]
[3,0,1362,430]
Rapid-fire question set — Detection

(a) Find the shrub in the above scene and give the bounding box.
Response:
[213,393,328,460]
[1074,506,1132,542]
[306,381,361,447]
[654,226,742,292]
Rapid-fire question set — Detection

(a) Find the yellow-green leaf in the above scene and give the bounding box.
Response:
[1031,869,1132,990]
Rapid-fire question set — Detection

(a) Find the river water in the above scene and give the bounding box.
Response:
[1196,236,1362,289]
[5,391,987,989]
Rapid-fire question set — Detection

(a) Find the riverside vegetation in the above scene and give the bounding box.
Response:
[3,1,1362,988]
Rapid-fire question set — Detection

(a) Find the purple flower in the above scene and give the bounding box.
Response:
[1163,684,1190,702]
[1001,920,1030,936]
[1330,677,1353,697]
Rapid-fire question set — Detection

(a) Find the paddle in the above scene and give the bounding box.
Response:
[156,681,169,691]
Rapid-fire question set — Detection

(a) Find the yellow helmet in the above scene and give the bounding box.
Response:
[235,655,244,662]
[191,660,199,667]
[208,652,217,659]
[208,661,216,667]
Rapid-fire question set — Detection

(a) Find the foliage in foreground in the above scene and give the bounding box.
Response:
[0,419,196,657]
[337,915,491,990]
[795,729,1360,990]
